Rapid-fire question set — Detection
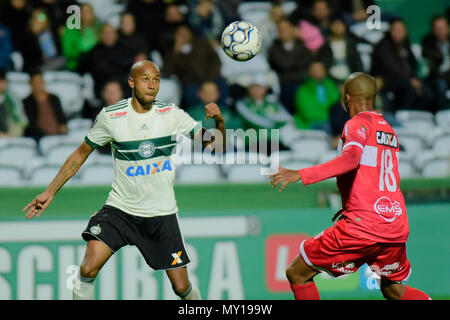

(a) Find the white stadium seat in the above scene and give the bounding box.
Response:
[44,71,85,117]
[435,109,450,128]
[176,164,224,184]
[422,159,450,177]
[397,136,426,156]
[28,165,61,186]
[432,135,450,157]
[226,164,268,183]
[78,164,115,185]
[290,139,330,163]
[67,118,93,132]
[280,160,314,170]
[0,166,23,186]
[0,145,38,168]
[46,144,79,165]
[398,161,418,178]
[395,110,434,123]
[6,72,30,100]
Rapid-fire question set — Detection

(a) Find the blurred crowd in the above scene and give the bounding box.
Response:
[1,0,450,151]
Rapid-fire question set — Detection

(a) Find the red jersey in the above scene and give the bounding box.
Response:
[299,111,409,243]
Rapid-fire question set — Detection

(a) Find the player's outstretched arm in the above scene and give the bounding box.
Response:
[269,167,302,192]
[22,140,94,219]
[195,103,226,151]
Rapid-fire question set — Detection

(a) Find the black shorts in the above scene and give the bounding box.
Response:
[82,205,190,270]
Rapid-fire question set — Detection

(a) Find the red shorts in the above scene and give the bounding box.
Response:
[300,224,411,282]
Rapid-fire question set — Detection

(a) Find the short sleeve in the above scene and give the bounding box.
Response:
[173,107,201,138]
[341,117,369,152]
[85,109,112,148]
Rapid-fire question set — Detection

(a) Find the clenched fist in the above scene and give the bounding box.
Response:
[204,103,224,121]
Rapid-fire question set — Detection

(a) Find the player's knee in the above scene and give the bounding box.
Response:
[80,262,100,279]
[286,264,305,284]
[172,280,191,297]
[380,281,405,300]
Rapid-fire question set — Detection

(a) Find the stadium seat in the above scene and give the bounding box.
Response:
[395,110,434,122]
[290,138,330,163]
[356,43,374,72]
[279,123,303,146]
[435,109,450,128]
[0,166,23,186]
[39,135,81,154]
[431,134,450,157]
[226,164,268,183]
[398,161,418,178]
[422,159,450,177]
[0,145,38,168]
[349,21,389,44]
[78,164,115,185]
[67,118,93,132]
[397,135,426,156]
[0,136,37,150]
[46,144,79,165]
[176,164,225,184]
[279,160,314,170]
[6,71,30,100]
[44,71,85,117]
[157,78,182,106]
[28,165,62,186]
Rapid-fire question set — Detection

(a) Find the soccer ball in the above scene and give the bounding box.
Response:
[221,21,262,62]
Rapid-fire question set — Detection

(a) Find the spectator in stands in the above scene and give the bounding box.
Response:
[371,19,431,112]
[258,3,287,57]
[310,0,333,37]
[268,18,312,114]
[422,15,450,111]
[159,4,187,57]
[0,69,28,137]
[0,0,31,55]
[320,16,364,83]
[119,12,149,64]
[19,8,65,72]
[294,60,341,132]
[31,0,72,46]
[126,0,165,52]
[0,22,14,70]
[61,3,101,71]
[235,74,293,132]
[82,80,124,121]
[23,71,67,141]
[188,0,225,46]
[162,24,226,109]
[189,81,241,130]
[78,23,130,98]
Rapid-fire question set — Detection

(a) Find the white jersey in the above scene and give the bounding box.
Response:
[85,98,200,217]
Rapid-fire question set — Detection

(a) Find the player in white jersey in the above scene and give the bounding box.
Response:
[22,60,226,300]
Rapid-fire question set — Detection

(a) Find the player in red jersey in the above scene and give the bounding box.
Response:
[269,72,430,300]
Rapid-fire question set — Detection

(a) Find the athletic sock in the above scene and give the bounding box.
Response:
[290,282,320,300]
[401,285,431,300]
[179,283,202,300]
[73,275,96,300]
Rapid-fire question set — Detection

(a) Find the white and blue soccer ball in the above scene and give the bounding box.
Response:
[221,21,262,62]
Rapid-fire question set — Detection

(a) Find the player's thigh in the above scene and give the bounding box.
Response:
[80,240,113,278]
[286,253,319,284]
[166,266,190,294]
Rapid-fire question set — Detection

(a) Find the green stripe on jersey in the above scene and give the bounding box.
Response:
[190,124,202,138]
[112,144,176,161]
[85,136,100,149]
[105,100,128,112]
[112,135,177,151]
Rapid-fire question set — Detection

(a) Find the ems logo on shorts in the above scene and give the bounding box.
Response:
[90,225,102,235]
[171,251,183,265]
[138,141,156,158]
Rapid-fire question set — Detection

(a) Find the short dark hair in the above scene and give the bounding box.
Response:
[431,14,448,26]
